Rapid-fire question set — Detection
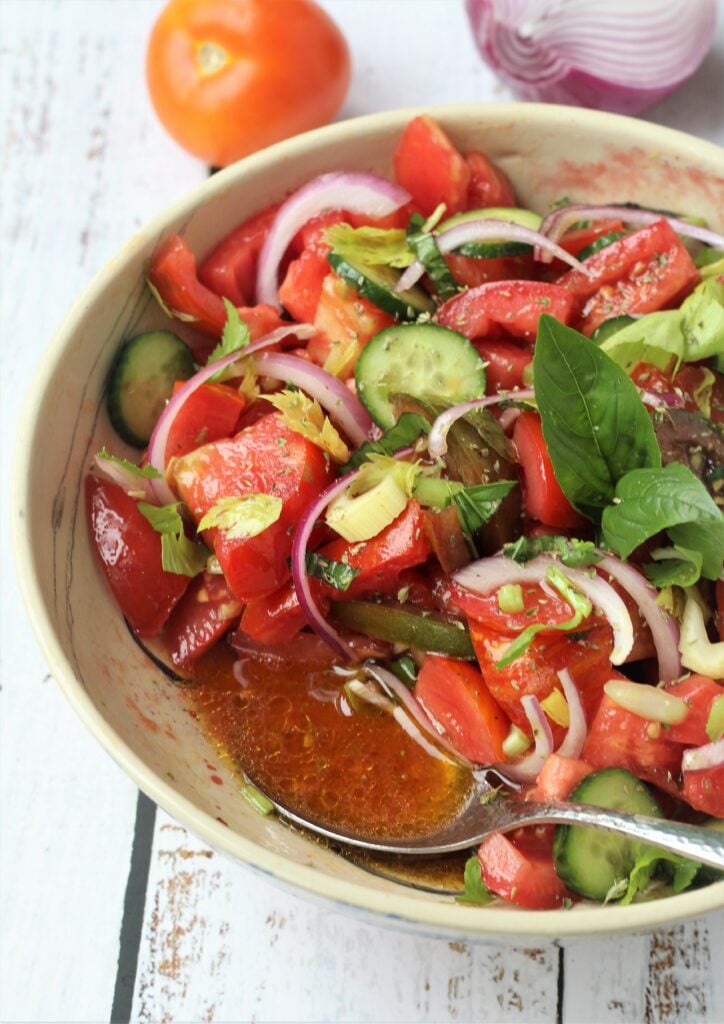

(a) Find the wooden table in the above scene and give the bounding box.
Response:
[2,2,724,1021]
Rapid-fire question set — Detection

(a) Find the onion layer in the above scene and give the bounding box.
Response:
[555,669,588,759]
[682,737,724,773]
[495,695,554,783]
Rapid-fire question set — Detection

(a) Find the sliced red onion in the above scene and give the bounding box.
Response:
[465,0,716,115]
[596,554,681,682]
[428,388,535,458]
[453,553,634,664]
[539,204,724,262]
[682,737,724,773]
[495,695,554,784]
[498,406,522,433]
[256,172,411,308]
[253,351,372,446]
[396,219,588,292]
[93,453,157,502]
[555,669,588,759]
[146,324,314,504]
[639,389,686,411]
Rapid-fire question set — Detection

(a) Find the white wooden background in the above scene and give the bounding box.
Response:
[2,2,724,1022]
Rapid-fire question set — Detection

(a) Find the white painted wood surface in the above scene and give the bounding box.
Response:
[2,2,723,1022]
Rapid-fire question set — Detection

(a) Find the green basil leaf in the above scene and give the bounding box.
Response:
[503,535,602,568]
[533,315,661,520]
[305,552,360,592]
[342,412,430,473]
[452,481,517,549]
[620,845,701,905]
[643,546,704,588]
[455,855,494,906]
[407,216,460,300]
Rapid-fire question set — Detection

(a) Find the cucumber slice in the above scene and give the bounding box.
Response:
[578,230,628,261]
[355,323,487,429]
[437,206,542,258]
[331,600,475,659]
[107,330,195,447]
[553,768,663,901]
[328,252,435,321]
[591,315,637,344]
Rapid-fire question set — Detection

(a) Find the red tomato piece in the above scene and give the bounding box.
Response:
[526,754,593,803]
[513,412,586,529]
[557,220,700,336]
[172,412,333,602]
[446,253,536,290]
[474,338,532,393]
[278,250,330,323]
[477,832,570,909]
[86,477,189,637]
[164,572,242,667]
[664,675,723,746]
[682,764,724,817]
[239,579,326,645]
[198,203,280,306]
[582,690,685,795]
[465,151,517,208]
[415,655,510,764]
[557,220,626,257]
[164,381,246,462]
[437,281,574,343]
[393,115,471,217]
[292,208,351,256]
[308,272,394,371]
[452,581,574,635]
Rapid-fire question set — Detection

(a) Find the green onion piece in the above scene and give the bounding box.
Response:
[386,655,418,688]
[305,552,360,592]
[706,695,724,742]
[502,724,532,759]
[498,583,524,614]
[242,782,274,816]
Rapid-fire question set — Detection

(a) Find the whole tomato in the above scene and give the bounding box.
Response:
[146,0,351,166]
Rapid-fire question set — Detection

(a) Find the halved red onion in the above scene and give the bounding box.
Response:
[555,669,588,759]
[93,453,157,502]
[427,388,535,458]
[256,172,411,308]
[596,554,681,682]
[396,220,588,292]
[495,695,554,784]
[682,737,724,773]
[146,324,314,504]
[453,553,634,664]
[539,204,724,261]
[253,351,372,446]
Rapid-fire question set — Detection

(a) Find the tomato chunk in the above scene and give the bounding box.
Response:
[453,581,574,635]
[465,151,516,208]
[279,250,330,323]
[526,754,593,803]
[164,573,242,667]
[445,254,534,290]
[437,281,574,343]
[86,477,189,637]
[474,339,532,393]
[198,203,280,306]
[664,675,723,746]
[682,764,724,817]
[393,115,470,217]
[477,832,570,909]
[172,413,333,602]
[308,272,393,372]
[557,220,626,258]
[415,655,510,763]
[164,381,246,461]
[513,412,586,529]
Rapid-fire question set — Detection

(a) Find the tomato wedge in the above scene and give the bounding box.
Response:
[474,338,532,393]
[683,764,724,817]
[307,272,394,370]
[664,675,723,746]
[198,203,280,306]
[164,573,242,667]
[279,250,330,323]
[513,412,586,529]
[393,115,470,217]
[164,381,246,461]
[477,832,570,909]
[465,151,517,208]
[437,281,574,342]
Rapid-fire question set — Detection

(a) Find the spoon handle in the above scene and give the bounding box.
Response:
[510,801,724,871]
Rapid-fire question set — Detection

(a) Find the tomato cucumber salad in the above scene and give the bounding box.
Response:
[88,115,724,910]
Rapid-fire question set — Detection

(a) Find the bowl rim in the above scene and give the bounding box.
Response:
[13,101,724,940]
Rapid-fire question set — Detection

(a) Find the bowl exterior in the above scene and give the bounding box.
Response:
[13,103,724,940]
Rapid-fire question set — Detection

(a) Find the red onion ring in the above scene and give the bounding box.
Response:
[596,554,682,682]
[396,219,588,292]
[256,172,411,308]
[555,669,588,760]
[495,695,554,784]
[639,389,686,411]
[253,351,373,446]
[93,453,156,502]
[539,204,724,262]
[146,324,314,504]
[427,388,535,458]
[682,737,724,773]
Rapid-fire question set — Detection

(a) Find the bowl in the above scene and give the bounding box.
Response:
[14,103,724,940]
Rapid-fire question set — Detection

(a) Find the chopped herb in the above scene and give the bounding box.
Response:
[386,655,418,688]
[406,212,459,300]
[452,481,518,552]
[305,551,360,591]
[503,535,602,568]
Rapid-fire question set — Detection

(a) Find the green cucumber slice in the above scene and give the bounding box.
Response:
[578,230,628,261]
[355,323,487,429]
[591,315,637,344]
[107,330,195,447]
[328,252,434,321]
[552,768,663,901]
[331,601,475,659]
[438,206,542,258]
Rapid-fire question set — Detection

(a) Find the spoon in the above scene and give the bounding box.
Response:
[262,774,724,870]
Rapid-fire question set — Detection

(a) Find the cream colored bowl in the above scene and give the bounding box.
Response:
[14,104,724,940]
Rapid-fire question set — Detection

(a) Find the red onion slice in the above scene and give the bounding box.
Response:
[639,389,686,411]
[682,737,724,773]
[539,204,724,261]
[555,669,588,759]
[146,324,314,504]
[396,220,588,292]
[427,388,534,458]
[256,172,411,308]
[93,453,157,502]
[596,554,682,682]
[495,695,554,784]
[253,351,372,446]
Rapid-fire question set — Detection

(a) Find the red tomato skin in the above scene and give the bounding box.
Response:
[437,281,574,343]
[445,253,535,289]
[664,675,723,746]
[393,116,471,217]
[513,412,586,529]
[165,381,246,461]
[198,203,280,305]
[278,250,330,323]
[474,338,533,393]
[172,413,333,602]
[682,764,724,817]
[526,754,593,803]
[415,655,510,763]
[452,581,574,635]
[86,477,189,637]
[477,832,570,909]
[557,220,626,257]
[308,272,393,369]
[164,572,242,667]
[582,691,684,795]
[465,151,516,208]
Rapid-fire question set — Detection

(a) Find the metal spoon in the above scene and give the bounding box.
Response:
[263,774,724,870]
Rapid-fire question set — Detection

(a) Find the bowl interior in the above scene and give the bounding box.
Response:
[15,104,724,939]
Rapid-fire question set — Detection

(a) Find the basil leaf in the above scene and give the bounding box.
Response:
[305,552,360,592]
[455,855,493,906]
[620,845,701,905]
[601,464,724,580]
[407,212,460,300]
[342,413,429,473]
[533,315,661,520]
[452,481,517,550]
[643,546,703,588]
[503,535,601,568]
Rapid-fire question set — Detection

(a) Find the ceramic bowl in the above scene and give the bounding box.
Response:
[14,103,724,940]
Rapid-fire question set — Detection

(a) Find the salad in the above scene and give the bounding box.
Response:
[87,115,724,910]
